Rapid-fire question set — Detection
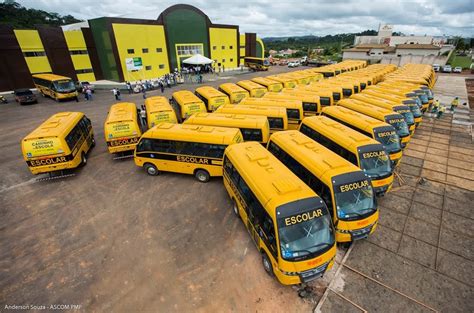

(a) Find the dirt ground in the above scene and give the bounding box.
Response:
[1,67,473,313]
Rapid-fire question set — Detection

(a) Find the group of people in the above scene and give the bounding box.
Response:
[81,85,93,101]
[430,97,462,119]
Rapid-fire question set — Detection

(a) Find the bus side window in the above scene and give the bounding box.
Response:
[137,138,152,152]
[262,212,277,257]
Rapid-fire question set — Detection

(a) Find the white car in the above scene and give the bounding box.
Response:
[288,61,300,68]
[453,66,462,73]
[442,65,452,73]
[432,64,440,72]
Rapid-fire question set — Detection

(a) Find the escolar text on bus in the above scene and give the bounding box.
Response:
[177,155,209,164]
[362,151,386,158]
[29,156,67,167]
[339,180,370,192]
[284,209,323,226]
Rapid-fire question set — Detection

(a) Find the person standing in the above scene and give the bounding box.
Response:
[112,88,118,100]
[86,88,92,101]
[126,82,132,94]
[450,97,459,111]
[437,105,446,119]
[432,99,440,113]
[159,80,164,93]
[142,87,147,99]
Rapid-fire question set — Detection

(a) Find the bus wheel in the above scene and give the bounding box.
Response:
[262,253,274,277]
[232,200,240,217]
[144,163,159,176]
[80,153,87,166]
[195,169,210,183]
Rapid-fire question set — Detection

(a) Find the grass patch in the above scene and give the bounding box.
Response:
[448,55,472,69]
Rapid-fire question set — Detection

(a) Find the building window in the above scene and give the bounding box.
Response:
[156,48,163,53]
[222,59,225,63]
[229,46,233,49]
[142,48,149,53]
[23,51,46,57]
[213,46,216,50]
[159,64,165,69]
[127,49,134,54]
[177,44,203,56]
[145,65,152,70]
[70,50,88,55]
[76,68,94,74]
[222,46,225,50]
[230,58,233,62]
[239,45,245,49]
[214,59,218,63]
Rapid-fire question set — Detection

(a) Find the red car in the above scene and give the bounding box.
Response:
[14,89,37,105]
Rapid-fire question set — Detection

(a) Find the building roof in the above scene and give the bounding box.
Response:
[396,44,440,50]
[343,48,370,52]
[356,44,389,49]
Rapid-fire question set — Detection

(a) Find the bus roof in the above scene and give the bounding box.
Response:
[32,73,72,81]
[195,86,228,99]
[361,89,413,103]
[264,91,320,102]
[23,112,84,140]
[251,77,283,87]
[219,83,248,94]
[351,94,406,110]
[144,96,174,112]
[266,75,297,83]
[142,122,241,144]
[105,102,137,124]
[185,112,268,128]
[338,99,401,120]
[236,80,267,90]
[172,90,203,104]
[269,131,362,183]
[217,104,287,116]
[302,116,382,153]
[225,141,321,214]
[241,97,302,109]
[321,106,391,132]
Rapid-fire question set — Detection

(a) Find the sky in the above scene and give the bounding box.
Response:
[16,0,474,37]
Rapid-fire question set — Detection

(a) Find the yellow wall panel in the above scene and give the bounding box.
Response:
[239,34,246,65]
[24,57,52,74]
[14,29,52,74]
[63,30,96,81]
[209,28,238,69]
[63,30,87,49]
[112,23,170,82]
[71,55,93,70]
[77,73,96,82]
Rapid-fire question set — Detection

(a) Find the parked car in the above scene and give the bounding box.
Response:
[76,81,95,93]
[288,61,300,68]
[442,65,452,73]
[453,67,463,73]
[14,89,37,105]
[279,60,288,66]
[432,64,440,72]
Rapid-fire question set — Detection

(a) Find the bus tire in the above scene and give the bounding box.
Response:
[144,163,159,176]
[195,169,210,183]
[262,252,274,277]
[80,152,87,166]
[232,199,240,217]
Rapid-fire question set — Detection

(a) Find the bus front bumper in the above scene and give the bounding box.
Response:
[336,222,378,242]
[371,175,394,197]
[274,258,335,285]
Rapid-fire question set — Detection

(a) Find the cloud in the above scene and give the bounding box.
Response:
[16,0,474,37]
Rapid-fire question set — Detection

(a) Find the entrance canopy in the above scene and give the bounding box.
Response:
[182,54,213,65]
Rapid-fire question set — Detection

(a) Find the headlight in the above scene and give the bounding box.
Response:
[337,228,351,234]
[280,269,298,276]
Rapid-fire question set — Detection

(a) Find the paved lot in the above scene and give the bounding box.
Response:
[1,68,473,313]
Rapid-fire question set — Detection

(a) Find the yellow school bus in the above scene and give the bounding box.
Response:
[367,85,427,112]
[264,90,321,116]
[382,81,434,108]
[240,97,303,130]
[321,106,402,166]
[300,116,394,196]
[32,73,78,101]
[171,90,207,121]
[268,131,378,242]
[195,86,230,112]
[216,104,288,133]
[266,75,297,88]
[223,141,336,285]
[22,112,94,176]
[306,82,343,103]
[184,112,270,144]
[337,99,411,148]
[134,123,243,182]
[251,77,283,92]
[298,70,324,83]
[218,83,249,104]
[351,94,416,134]
[104,102,142,154]
[144,96,178,128]
[360,90,423,127]
[325,79,356,97]
[292,87,334,107]
[236,80,267,97]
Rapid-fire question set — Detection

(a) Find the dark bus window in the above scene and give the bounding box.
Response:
[303,102,317,112]
[287,109,300,120]
[268,117,284,130]
[241,128,263,142]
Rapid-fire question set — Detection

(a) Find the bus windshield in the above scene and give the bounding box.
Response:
[374,129,401,153]
[389,118,410,137]
[400,111,415,125]
[419,93,429,104]
[334,179,375,220]
[54,80,75,93]
[278,208,334,261]
[358,150,392,178]
[409,105,422,117]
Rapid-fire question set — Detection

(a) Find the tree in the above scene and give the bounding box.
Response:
[0,1,82,28]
